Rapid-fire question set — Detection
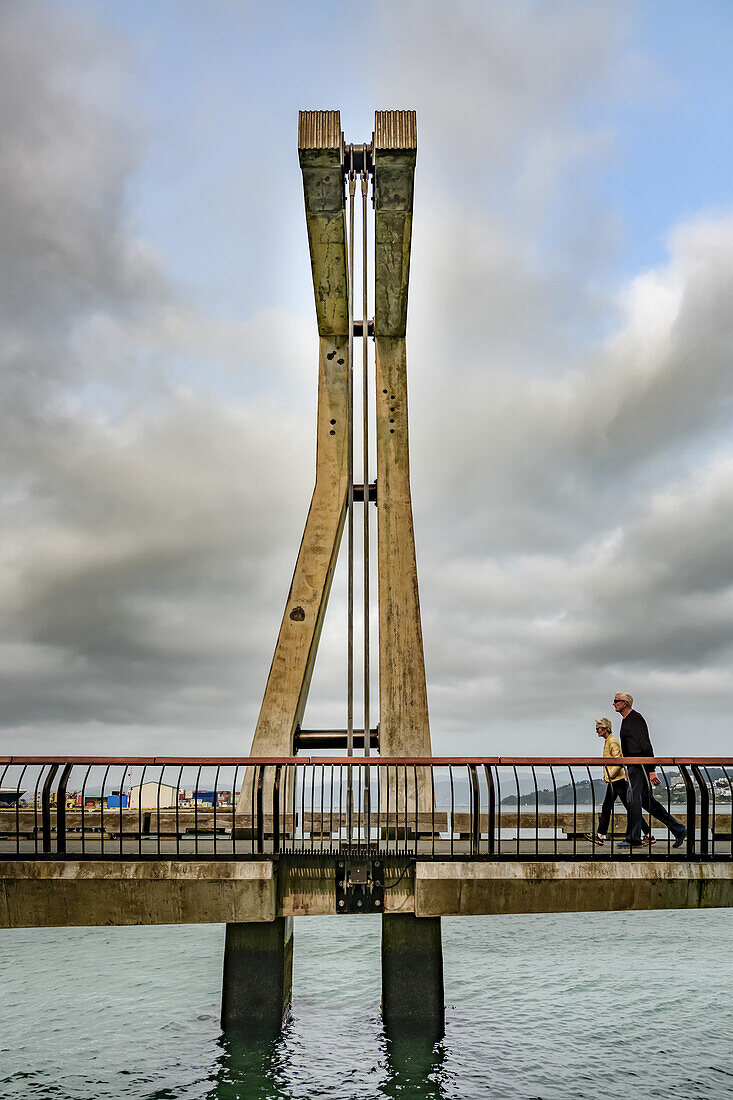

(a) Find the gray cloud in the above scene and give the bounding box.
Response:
[0,5,314,752]
[414,216,733,751]
[2,1,732,762]
[0,5,163,340]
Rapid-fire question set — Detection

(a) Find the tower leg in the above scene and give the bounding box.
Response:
[381,914,444,1039]
[221,918,293,1037]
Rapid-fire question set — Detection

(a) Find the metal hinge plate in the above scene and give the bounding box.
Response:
[335,859,384,914]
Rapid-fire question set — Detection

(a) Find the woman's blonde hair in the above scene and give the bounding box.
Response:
[595,717,612,732]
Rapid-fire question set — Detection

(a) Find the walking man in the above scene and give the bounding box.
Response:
[613,692,687,849]
[586,718,652,845]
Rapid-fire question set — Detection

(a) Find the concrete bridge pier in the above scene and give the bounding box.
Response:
[381,914,445,1040]
[221,918,293,1037]
[385,1028,447,1094]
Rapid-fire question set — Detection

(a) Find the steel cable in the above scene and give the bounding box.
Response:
[347,157,356,834]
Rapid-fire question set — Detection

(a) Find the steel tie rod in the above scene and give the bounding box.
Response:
[347,151,356,834]
[361,164,371,838]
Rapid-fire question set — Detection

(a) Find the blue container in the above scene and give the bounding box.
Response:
[193,790,217,805]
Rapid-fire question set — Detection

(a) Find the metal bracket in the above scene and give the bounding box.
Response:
[336,859,384,914]
[352,482,377,504]
[342,143,373,178]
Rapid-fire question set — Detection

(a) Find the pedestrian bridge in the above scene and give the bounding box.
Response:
[2,755,731,929]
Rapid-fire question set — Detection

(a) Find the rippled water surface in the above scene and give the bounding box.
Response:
[1,910,732,1098]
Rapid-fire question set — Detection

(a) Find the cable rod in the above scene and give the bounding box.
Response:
[347,159,356,771]
[362,169,370,762]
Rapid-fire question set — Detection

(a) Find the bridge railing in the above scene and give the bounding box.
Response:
[1,757,731,861]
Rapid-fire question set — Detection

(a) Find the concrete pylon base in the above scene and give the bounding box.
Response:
[221,917,293,1037]
[381,913,445,1040]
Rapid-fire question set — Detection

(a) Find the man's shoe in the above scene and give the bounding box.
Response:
[617,839,633,848]
[672,828,687,849]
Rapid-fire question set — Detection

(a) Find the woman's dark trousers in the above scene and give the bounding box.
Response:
[598,779,649,837]
[626,765,685,844]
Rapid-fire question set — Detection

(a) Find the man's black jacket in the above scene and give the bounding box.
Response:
[620,710,655,773]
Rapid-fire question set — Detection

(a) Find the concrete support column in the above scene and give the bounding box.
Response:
[381,913,444,1039]
[221,917,293,1037]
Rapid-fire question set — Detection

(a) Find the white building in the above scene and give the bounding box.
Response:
[129,781,178,809]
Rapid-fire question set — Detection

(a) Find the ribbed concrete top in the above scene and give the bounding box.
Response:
[374,110,417,150]
[298,110,342,150]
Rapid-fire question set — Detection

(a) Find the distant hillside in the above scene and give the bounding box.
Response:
[501,778,605,807]
[501,769,729,807]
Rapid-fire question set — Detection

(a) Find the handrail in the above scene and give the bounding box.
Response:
[2,757,730,864]
[2,755,733,766]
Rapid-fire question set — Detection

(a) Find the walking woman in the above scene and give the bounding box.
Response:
[586,718,653,845]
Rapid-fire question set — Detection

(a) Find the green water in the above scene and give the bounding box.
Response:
[1,910,731,1098]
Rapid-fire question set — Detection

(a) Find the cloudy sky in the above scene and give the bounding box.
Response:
[2,0,733,758]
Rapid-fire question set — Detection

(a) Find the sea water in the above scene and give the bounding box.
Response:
[1,910,731,1099]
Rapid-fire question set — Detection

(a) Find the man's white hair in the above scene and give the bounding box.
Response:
[615,691,633,706]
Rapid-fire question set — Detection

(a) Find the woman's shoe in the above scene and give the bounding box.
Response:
[584,832,604,845]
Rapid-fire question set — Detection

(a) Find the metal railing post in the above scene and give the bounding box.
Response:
[273,765,282,854]
[468,765,480,856]
[56,763,73,855]
[13,765,26,858]
[484,765,496,856]
[678,764,696,857]
[41,764,59,854]
[691,764,709,856]
[256,765,265,855]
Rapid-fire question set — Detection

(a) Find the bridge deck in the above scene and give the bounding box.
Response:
[2,756,731,927]
[2,855,731,928]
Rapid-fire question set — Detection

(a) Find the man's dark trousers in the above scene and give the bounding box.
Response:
[598,779,649,838]
[626,765,685,844]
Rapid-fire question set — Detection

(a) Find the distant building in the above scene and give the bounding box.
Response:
[192,790,229,805]
[0,788,24,808]
[129,782,177,809]
[178,789,232,807]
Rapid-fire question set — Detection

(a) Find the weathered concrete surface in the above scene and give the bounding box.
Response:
[373,111,431,767]
[279,862,337,916]
[297,110,348,336]
[415,860,733,917]
[382,913,444,1038]
[5,857,732,926]
[0,860,275,928]
[374,110,417,337]
[243,334,349,768]
[280,861,414,916]
[241,112,350,772]
[0,809,292,835]
[221,916,293,1037]
[4,808,726,842]
[0,859,415,925]
[375,338,431,762]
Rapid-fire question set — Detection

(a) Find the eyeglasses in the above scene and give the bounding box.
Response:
[613,699,624,705]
